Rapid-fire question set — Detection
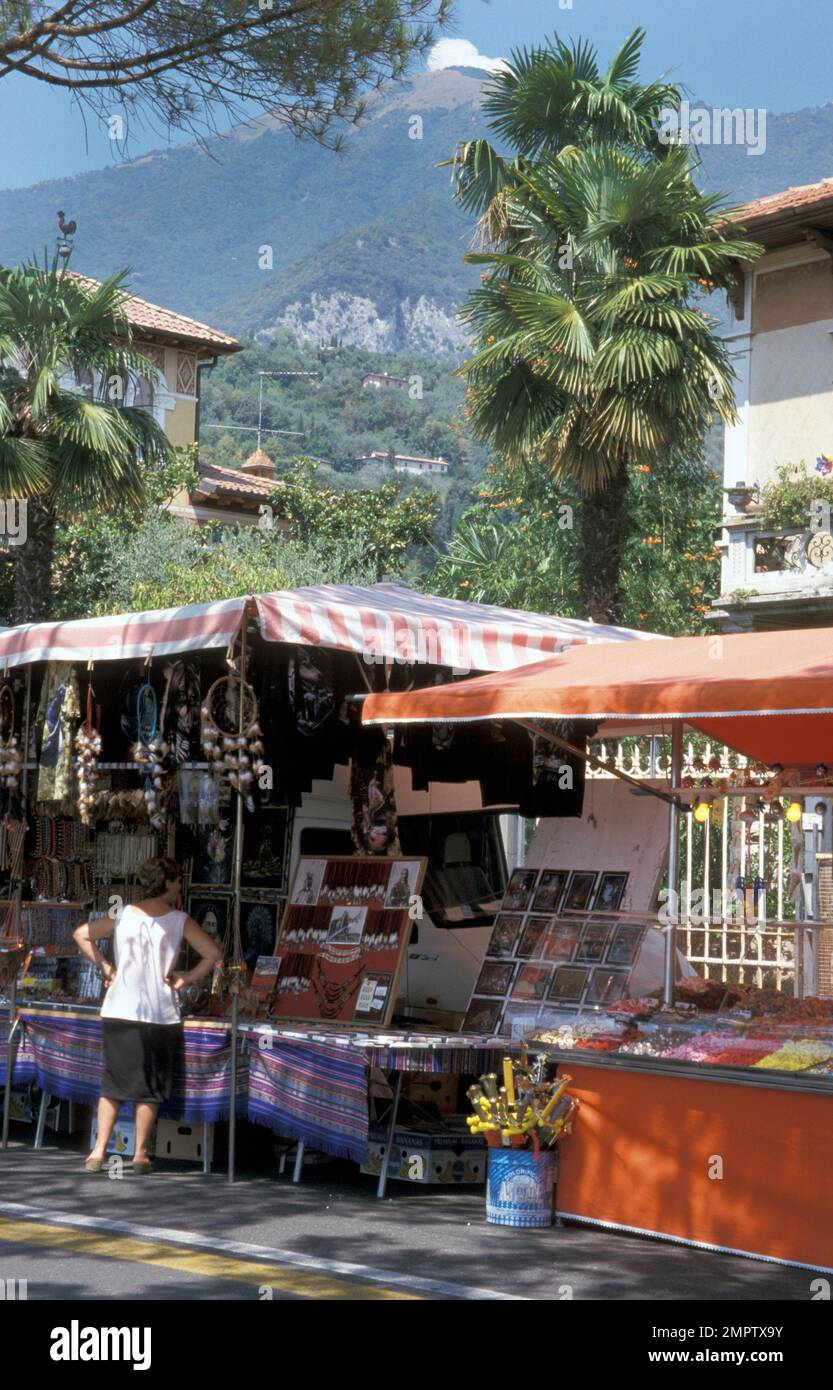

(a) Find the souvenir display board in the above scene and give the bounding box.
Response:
[462,865,641,1037]
[263,855,426,1024]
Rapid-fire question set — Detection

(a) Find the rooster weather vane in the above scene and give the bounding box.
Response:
[57,210,77,259]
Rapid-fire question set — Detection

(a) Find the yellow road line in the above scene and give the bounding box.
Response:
[0,1216,424,1300]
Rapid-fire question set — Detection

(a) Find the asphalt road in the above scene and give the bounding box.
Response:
[0,1128,819,1302]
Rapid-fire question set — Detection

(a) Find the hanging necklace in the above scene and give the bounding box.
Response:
[311,959,362,1019]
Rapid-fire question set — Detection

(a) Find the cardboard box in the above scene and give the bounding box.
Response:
[155,1119,213,1164]
[5,1087,69,1131]
[402,1072,459,1114]
[90,1105,154,1158]
[361,1120,486,1185]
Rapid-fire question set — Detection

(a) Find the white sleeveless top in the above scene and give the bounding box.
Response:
[99,905,187,1025]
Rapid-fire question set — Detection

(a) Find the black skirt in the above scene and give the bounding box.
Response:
[100,1019,183,1104]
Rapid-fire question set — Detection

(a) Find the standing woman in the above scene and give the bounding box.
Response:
[73,856,222,1173]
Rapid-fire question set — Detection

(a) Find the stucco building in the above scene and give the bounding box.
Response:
[713,178,833,630]
[71,276,287,527]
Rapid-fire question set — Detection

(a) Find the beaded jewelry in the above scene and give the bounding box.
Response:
[310,957,363,1019]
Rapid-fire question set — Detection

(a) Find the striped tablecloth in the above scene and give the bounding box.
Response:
[15,1011,245,1122]
[248,1039,369,1163]
[0,1007,37,1086]
[366,1044,507,1074]
[7,1011,513,1161]
[244,1028,513,1162]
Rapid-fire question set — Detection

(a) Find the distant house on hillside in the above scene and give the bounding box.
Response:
[361,371,408,391]
[711,178,833,630]
[355,450,449,476]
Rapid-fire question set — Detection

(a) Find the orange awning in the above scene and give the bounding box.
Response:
[363,626,833,767]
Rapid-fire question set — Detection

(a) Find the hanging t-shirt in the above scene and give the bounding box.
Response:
[479,719,595,817]
[258,644,364,805]
[35,663,80,808]
[99,905,186,1025]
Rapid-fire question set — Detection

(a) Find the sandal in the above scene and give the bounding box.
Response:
[84,1156,105,1173]
[131,1159,154,1175]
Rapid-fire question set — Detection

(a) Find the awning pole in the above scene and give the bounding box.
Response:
[4,665,32,1147]
[663,722,684,1006]
[227,622,248,1184]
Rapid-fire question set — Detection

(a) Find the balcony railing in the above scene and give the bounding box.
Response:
[586,736,750,781]
[717,514,833,606]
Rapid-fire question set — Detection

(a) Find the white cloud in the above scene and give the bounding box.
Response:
[426,38,507,74]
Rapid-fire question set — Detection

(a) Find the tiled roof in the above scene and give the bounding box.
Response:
[68,273,241,353]
[731,177,833,225]
[193,461,281,501]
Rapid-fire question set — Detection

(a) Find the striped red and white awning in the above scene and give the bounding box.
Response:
[0,585,659,672]
[0,598,247,670]
[255,583,657,673]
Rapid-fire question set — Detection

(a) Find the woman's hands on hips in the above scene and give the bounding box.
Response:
[101,962,117,988]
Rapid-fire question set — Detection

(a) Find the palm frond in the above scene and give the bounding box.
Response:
[502,286,595,361]
[0,435,52,495]
[602,28,646,88]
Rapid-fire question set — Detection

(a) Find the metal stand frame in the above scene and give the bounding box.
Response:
[34,1087,50,1148]
[1,987,20,1150]
[227,620,248,1184]
[664,723,683,1006]
[376,1072,404,1200]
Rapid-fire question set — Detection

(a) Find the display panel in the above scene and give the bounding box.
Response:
[463,866,643,1036]
[261,855,427,1024]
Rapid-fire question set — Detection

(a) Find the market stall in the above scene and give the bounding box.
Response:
[363,625,833,1269]
[1,584,653,1182]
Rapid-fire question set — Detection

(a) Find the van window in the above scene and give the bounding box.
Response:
[299,827,353,857]
[398,811,508,927]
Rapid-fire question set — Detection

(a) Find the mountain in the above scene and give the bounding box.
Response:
[0,68,486,354]
[2,71,833,354]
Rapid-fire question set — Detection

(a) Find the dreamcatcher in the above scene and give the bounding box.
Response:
[75,684,102,826]
[131,681,168,830]
[200,675,267,813]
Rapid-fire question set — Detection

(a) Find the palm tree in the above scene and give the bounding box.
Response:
[0,259,171,622]
[448,29,761,623]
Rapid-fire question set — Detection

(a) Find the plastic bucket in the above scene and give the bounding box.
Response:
[486,1147,554,1228]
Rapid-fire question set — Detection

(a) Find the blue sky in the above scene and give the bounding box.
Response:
[1,0,831,190]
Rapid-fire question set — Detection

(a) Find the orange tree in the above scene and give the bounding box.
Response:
[429,447,722,635]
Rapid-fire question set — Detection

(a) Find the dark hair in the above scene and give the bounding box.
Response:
[137,856,181,896]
